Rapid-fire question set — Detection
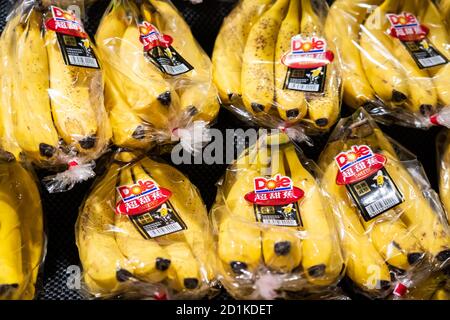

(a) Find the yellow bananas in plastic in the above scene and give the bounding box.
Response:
[319,109,450,298]
[95,0,218,150]
[211,133,343,299]
[76,152,215,299]
[0,3,111,167]
[213,0,341,131]
[438,130,450,224]
[0,160,45,300]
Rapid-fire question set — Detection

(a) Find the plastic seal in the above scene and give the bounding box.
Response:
[252,273,284,300]
[429,108,450,128]
[171,121,212,155]
[43,159,96,193]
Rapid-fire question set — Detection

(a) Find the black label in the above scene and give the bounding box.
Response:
[283,65,326,93]
[402,39,448,69]
[346,168,404,222]
[56,33,100,69]
[128,201,187,239]
[254,203,302,227]
[146,45,193,76]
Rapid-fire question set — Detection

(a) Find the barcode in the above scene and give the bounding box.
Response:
[365,196,399,218]
[161,63,190,75]
[419,55,446,68]
[262,219,298,227]
[145,222,182,238]
[68,55,99,68]
[287,81,320,92]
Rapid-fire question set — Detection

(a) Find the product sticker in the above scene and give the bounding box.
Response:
[139,21,193,76]
[335,145,404,221]
[116,177,187,239]
[245,174,304,227]
[387,12,448,69]
[281,35,334,93]
[45,6,99,69]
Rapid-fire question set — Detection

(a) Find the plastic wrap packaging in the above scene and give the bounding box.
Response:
[325,0,450,128]
[76,151,217,299]
[318,108,450,299]
[402,270,449,300]
[0,0,112,192]
[212,0,342,138]
[437,129,450,223]
[95,0,219,153]
[210,132,345,300]
[0,156,46,300]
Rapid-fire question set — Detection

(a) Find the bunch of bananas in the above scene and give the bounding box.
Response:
[210,133,343,299]
[326,0,450,126]
[438,129,450,224]
[0,2,111,165]
[319,109,450,298]
[0,159,45,300]
[95,0,219,150]
[76,151,216,299]
[212,0,341,131]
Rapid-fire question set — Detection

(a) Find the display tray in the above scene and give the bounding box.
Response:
[0,0,443,300]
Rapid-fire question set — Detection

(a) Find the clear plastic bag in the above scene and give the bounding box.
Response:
[212,0,342,137]
[0,157,46,300]
[437,129,450,224]
[318,108,450,299]
[0,0,112,192]
[325,0,450,128]
[76,151,217,299]
[210,132,344,299]
[95,0,219,153]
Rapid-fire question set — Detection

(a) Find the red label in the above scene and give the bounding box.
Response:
[335,145,387,185]
[244,174,304,206]
[139,21,173,51]
[45,6,87,38]
[115,179,172,216]
[386,12,429,41]
[282,36,334,69]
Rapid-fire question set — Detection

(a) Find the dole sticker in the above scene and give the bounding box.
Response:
[281,36,333,93]
[244,174,304,206]
[45,6,86,38]
[139,21,193,76]
[386,12,447,68]
[335,145,403,221]
[116,179,172,216]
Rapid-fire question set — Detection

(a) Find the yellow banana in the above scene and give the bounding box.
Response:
[241,0,289,115]
[300,0,340,129]
[439,130,450,223]
[12,10,59,162]
[283,144,343,286]
[212,0,272,103]
[324,0,381,109]
[360,0,409,106]
[274,0,307,124]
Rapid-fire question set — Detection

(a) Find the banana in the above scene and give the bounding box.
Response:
[322,162,392,295]
[0,164,24,300]
[418,0,450,106]
[114,165,171,283]
[241,0,289,115]
[300,0,340,129]
[76,162,132,295]
[388,0,437,116]
[274,0,307,124]
[283,144,343,285]
[45,28,100,152]
[148,0,219,122]
[439,0,450,27]
[324,0,381,109]
[439,130,450,223]
[12,9,59,162]
[212,0,272,103]
[360,0,409,106]
[257,146,303,273]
